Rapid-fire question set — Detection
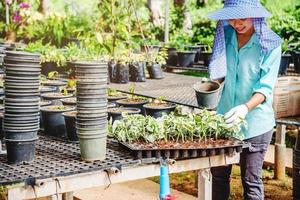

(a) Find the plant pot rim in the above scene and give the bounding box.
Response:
[193,80,221,94]
[177,51,197,54]
[5,50,41,57]
[41,92,73,99]
[143,102,177,110]
[40,105,75,112]
[40,100,52,107]
[116,98,148,105]
[108,107,141,114]
[74,60,107,66]
[62,110,77,117]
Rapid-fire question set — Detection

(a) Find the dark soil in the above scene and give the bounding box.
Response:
[149,166,292,200]
[129,138,237,150]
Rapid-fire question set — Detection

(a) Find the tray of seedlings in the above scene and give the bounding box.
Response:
[109,109,249,159]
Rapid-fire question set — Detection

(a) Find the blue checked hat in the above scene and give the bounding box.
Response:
[208,0,272,20]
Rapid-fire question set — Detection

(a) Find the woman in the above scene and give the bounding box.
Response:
[207,0,282,200]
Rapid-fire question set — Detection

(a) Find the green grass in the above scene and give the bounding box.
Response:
[177,71,209,77]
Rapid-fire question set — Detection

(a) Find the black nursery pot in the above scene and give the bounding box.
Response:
[292,51,300,74]
[129,62,146,82]
[115,99,149,115]
[166,47,177,66]
[108,60,117,83]
[5,139,36,164]
[202,52,212,66]
[108,107,141,122]
[177,51,196,67]
[62,111,78,141]
[41,62,59,76]
[147,63,164,79]
[188,46,201,63]
[115,63,129,83]
[278,53,291,75]
[143,103,176,118]
[41,106,75,138]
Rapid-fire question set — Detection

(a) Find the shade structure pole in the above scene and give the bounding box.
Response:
[164,0,170,43]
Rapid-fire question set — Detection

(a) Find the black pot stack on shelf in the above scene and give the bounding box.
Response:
[293,133,300,199]
[3,51,41,164]
[75,61,108,161]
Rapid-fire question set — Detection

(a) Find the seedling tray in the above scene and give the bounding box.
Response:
[120,138,249,159]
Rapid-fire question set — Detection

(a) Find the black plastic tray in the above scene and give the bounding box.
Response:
[120,138,249,159]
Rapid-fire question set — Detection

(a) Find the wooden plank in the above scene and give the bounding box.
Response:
[197,169,212,200]
[7,154,239,200]
[274,124,286,180]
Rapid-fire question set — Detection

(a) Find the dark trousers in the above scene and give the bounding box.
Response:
[211,130,273,200]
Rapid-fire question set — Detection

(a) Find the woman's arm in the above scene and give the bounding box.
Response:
[245,93,265,111]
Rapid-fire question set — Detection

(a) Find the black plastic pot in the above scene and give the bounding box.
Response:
[278,54,291,75]
[108,107,141,122]
[41,62,59,76]
[177,51,196,67]
[41,92,73,101]
[108,60,117,82]
[108,94,128,102]
[193,80,222,110]
[188,46,201,63]
[147,63,164,79]
[60,97,76,106]
[39,100,52,130]
[143,103,176,118]
[166,47,177,66]
[201,52,212,66]
[115,63,129,83]
[5,139,36,164]
[63,111,78,141]
[115,99,148,114]
[129,62,146,82]
[41,105,75,138]
[292,51,300,74]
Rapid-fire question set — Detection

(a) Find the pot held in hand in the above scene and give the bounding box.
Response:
[193,79,222,110]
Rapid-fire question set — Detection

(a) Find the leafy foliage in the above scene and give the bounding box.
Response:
[109,109,245,143]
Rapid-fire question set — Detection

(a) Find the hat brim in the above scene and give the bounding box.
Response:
[208,7,272,20]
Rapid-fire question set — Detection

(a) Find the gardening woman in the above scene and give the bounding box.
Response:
[207,0,282,199]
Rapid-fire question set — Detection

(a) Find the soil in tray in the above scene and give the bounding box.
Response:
[128,139,237,150]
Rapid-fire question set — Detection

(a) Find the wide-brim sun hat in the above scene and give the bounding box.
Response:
[208,0,272,20]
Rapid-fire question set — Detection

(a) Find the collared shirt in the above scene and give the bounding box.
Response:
[217,25,282,139]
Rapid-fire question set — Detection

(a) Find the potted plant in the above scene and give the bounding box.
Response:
[143,96,177,118]
[60,97,76,106]
[291,42,300,73]
[107,88,127,102]
[187,45,202,63]
[279,41,291,75]
[115,84,149,114]
[200,45,212,67]
[62,111,78,141]
[115,55,130,84]
[63,78,76,94]
[41,105,75,137]
[177,47,197,67]
[108,107,141,122]
[41,88,73,101]
[129,53,146,82]
[146,48,167,79]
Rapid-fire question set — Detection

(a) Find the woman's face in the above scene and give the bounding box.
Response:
[228,18,254,35]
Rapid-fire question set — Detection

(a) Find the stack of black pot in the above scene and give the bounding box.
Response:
[75,61,108,161]
[293,133,300,199]
[3,51,41,164]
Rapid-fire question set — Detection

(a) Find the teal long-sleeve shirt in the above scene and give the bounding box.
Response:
[217,25,282,139]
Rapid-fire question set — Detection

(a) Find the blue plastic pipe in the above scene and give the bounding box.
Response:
[159,164,170,199]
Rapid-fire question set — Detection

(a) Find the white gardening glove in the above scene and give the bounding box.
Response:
[224,104,248,125]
